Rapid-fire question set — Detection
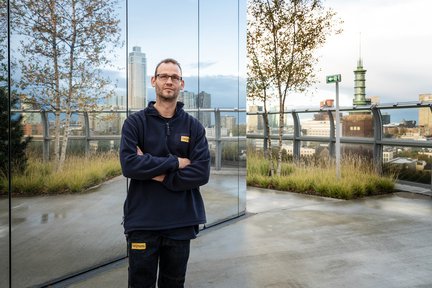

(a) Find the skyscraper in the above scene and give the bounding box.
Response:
[179,90,212,127]
[198,91,212,127]
[128,46,147,109]
[419,93,432,135]
[179,90,198,119]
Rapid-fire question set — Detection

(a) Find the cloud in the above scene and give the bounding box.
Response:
[186,61,217,71]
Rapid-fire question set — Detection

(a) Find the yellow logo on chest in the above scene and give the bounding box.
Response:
[180,136,190,143]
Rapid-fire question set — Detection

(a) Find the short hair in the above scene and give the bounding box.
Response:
[154,58,182,76]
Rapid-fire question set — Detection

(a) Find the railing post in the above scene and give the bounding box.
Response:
[41,111,50,162]
[292,111,300,161]
[371,106,383,174]
[214,109,222,170]
[328,110,335,157]
[84,112,90,157]
[262,113,268,152]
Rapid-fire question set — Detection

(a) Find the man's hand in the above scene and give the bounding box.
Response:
[152,174,165,182]
[178,157,191,169]
[137,147,143,155]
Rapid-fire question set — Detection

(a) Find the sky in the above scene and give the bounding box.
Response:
[109,0,247,110]
[113,0,432,118]
[311,0,432,108]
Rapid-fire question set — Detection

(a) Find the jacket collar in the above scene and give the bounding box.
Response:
[146,101,184,118]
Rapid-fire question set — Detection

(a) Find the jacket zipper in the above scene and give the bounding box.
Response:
[165,121,173,155]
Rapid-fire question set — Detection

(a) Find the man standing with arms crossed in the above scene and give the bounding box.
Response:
[120,58,210,287]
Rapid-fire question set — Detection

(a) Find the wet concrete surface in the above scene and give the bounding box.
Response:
[0,169,246,288]
[62,187,432,288]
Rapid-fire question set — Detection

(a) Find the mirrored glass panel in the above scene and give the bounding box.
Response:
[199,0,245,224]
[0,0,9,286]
[10,0,127,286]
[5,0,246,285]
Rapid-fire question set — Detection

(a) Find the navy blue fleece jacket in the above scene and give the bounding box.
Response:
[120,101,210,233]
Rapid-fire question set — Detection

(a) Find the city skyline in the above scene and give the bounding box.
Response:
[103,0,432,126]
[293,0,432,108]
[121,1,430,109]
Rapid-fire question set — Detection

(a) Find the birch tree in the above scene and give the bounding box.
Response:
[11,0,122,170]
[247,0,341,176]
[247,25,276,175]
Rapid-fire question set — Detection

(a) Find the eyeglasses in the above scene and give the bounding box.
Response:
[156,74,182,83]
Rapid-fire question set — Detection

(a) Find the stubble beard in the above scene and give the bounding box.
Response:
[156,85,179,103]
[158,92,178,103]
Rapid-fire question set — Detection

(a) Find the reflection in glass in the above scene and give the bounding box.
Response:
[3,0,246,285]
[199,0,246,225]
[0,0,9,286]
[10,0,127,286]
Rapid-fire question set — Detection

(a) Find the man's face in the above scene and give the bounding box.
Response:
[151,62,184,102]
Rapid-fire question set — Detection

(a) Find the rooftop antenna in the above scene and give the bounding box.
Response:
[353,32,369,105]
[358,32,362,66]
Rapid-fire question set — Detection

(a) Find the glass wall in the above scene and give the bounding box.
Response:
[9,0,128,286]
[4,0,246,286]
[1,0,10,287]
[199,0,246,225]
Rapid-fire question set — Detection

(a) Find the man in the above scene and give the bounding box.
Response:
[120,58,210,287]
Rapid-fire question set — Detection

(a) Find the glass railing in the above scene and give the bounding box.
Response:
[247,101,432,188]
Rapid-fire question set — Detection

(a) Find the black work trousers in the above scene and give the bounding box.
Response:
[127,230,191,288]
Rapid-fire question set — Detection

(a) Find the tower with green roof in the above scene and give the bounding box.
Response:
[353,57,371,106]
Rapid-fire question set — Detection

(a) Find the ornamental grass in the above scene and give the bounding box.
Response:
[247,153,395,200]
[1,153,121,196]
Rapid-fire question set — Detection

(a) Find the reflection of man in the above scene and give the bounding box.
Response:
[120,58,211,287]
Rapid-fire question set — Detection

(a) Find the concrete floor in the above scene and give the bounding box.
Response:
[59,187,432,288]
[0,170,246,288]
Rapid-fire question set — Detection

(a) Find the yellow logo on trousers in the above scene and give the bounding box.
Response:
[131,243,146,250]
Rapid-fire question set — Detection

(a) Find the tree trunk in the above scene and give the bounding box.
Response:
[51,0,61,165]
[277,100,284,176]
[57,0,77,171]
[262,95,275,176]
[53,111,60,163]
[58,111,71,171]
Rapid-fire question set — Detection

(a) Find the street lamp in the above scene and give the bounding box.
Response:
[326,74,342,180]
